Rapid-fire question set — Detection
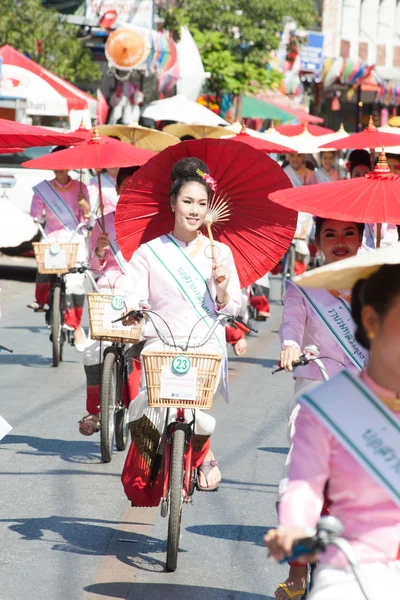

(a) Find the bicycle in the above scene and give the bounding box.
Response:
[33,219,99,367]
[87,292,143,463]
[113,308,253,572]
[281,516,373,600]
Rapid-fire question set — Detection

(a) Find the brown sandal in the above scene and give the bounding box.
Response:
[197,459,220,492]
[78,414,100,436]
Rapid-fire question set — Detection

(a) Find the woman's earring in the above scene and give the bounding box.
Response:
[367,330,375,340]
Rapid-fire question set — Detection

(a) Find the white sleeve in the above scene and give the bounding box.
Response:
[124,247,150,309]
[216,245,241,317]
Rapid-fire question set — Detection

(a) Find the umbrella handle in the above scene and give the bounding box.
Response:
[96,170,106,233]
[376,223,382,248]
[205,221,226,282]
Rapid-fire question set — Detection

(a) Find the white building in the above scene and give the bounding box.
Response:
[322,0,400,81]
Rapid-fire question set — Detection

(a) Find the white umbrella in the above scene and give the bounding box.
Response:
[0,198,38,248]
[142,94,229,126]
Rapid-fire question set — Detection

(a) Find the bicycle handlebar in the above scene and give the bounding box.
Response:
[279,517,371,600]
[33,218,93,243]
[0,344,13,353]
[112,309,251,352]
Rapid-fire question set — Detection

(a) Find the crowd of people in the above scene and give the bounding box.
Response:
[26,142,400,599]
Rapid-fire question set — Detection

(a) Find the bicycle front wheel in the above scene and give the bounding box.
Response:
[166,426,185,572]
[51,285,63,367]
[100,352,118,463]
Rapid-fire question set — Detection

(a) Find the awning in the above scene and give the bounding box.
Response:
[0,45,97,117]
[241,96,294,121]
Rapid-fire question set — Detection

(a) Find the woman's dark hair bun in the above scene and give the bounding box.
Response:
[351,278,370,349]
[171,157,209,182]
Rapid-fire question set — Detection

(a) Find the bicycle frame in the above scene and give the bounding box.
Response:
[161,409,196,506]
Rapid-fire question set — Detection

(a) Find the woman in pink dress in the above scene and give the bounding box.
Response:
[277,217,368,599]
[265,258,400,599]
[79,166,143,435]
[315,151,340,184]
[28,146,91,351]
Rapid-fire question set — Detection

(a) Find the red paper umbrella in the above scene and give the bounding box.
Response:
[229,127,296,153]
[269,151,400,246]
[22,127,155,231]
[319,116,400,150]
[115,138,297,287]
[275,123,334,137]
[0,147,23,154]
[0,118,84,149]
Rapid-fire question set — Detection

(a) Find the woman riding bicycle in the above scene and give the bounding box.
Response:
[277,217,368,600]
[121,157,241,502]
[266,254,400,599]
[28,146,91,351]
[79,166,143,436]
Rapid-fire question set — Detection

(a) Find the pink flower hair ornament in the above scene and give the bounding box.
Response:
[196,169,217,191]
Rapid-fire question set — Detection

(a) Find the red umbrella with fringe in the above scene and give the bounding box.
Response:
[115,138,297,287]
[21,127,155,232]
[269,150,400,247]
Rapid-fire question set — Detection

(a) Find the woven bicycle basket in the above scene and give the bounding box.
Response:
[33,242,79,275]
[87,293,142,343]
[142,351,222,410]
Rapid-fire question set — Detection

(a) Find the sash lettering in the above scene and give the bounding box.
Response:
[33,180,79,232]
[301,370,400,507]
[294,282,368,371]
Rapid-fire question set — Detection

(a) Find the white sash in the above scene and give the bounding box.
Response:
[300,370,400,507]
[33,180,79,232]
[284,165,305,187]
[90,173,118,208]
[95,213,128,273]
[293,282,368,371]
[315,168,333,184]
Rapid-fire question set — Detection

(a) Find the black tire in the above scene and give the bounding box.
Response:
[51,285,62,367]
[100,352,117,463]
[166,427,185,572]
[115,407,129,451]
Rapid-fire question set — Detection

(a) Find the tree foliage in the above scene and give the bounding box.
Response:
[161,0,318,96]
[0,0,101,83]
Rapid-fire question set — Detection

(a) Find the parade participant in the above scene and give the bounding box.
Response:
[88,167,119,216]
[266,256,400,600]
[276,217,368,600]
[79,166,142,435]
[283,153,317,187]
[121,157,241,501]
[28,146,91,352]
[386,152,400,174]
[283,153,316,269]
[250,273,271,320]
[348,149,370,178]
[315,151,340,184]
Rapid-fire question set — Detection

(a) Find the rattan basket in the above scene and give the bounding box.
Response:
[87,293,142,343]
[33,242,79,275]
[142,351,222,410]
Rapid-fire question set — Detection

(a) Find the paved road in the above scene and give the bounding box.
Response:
[0,263,293,600]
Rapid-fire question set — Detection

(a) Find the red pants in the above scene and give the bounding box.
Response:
[35,274,84,329]
[250,295,270,313]
[122,432,210,507]
[225,325,244,345]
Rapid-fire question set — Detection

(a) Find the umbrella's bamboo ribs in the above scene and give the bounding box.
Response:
[205,220,226,282]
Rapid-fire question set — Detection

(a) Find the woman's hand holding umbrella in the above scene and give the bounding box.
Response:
[77,191,91,218]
